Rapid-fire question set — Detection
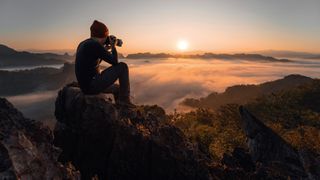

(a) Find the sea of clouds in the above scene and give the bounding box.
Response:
[6,58,320,128]
[127,58,320,111]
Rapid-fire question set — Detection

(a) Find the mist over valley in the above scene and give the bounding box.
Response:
[1,46,320,127]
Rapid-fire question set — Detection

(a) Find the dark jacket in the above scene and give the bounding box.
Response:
[75,38,118,93]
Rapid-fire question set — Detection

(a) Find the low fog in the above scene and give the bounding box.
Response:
[6,90,57,129]
[127,58,320,110]
[4,58,320,128]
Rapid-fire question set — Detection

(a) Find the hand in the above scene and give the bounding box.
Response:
[104,45,111,51]
[112,39,118,47]
[109,35,117,47]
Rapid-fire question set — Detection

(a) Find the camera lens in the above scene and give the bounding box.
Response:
[117,39,123,47]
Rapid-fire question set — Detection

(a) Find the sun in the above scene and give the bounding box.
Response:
[177,40,189,51]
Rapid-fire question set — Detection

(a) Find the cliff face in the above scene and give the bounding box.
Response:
[0,98,79,179]
[53,83,213,180]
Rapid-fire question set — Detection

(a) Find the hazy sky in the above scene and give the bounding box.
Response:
[1,0,319,53]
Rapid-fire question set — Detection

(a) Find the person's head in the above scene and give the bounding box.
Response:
[90,20,109,44]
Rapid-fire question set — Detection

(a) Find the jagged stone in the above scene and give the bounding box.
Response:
[53,84,213,180]
[239,106,320,179]
[0,98,80,180]
[221,147,255,172]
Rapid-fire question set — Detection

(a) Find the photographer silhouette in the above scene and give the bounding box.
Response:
[75,20,135,107]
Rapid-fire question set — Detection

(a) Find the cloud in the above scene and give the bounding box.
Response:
[6,90,57,128]
[122,58,320,112]
[5,58,320,126]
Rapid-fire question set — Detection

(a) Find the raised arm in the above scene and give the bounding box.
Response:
[96,43,118,65]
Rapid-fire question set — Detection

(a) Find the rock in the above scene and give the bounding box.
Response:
[53,83,213,180]
[221,147,255,172]
[0,98,80,179]
[239,106,320,179]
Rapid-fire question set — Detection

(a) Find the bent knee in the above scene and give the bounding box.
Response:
[118,62,128,69]
[113,84,120,90]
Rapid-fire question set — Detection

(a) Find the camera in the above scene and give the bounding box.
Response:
[105,35,123,47]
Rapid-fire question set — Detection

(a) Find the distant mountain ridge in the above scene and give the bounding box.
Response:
[4,43,319,67]
[0,44,73,67]
[126,52,292,62]
[0,63,75,95]
[0,44,17,55]
[254,50,320,59]
[0,44,129,68]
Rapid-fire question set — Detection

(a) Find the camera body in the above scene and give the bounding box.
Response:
[105,35,123,47]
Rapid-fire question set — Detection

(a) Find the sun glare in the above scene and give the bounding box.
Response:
[177,40,189,51]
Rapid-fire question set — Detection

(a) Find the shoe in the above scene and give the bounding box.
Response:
[117,101,136,108]
[116,96,136,108]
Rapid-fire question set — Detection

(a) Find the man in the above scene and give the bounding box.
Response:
[75,20,135,107]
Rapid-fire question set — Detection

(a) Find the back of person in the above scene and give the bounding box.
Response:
[75,38,102,94]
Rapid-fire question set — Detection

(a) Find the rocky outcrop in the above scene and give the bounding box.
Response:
[1,81,319,179]
[0,98,80,179]
[239,106,320,179]
[53,83,213,180]
[214,107,320,179]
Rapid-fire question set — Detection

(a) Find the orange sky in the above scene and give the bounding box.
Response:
[1,0,320,54]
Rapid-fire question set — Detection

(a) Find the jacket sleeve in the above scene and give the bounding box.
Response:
[96,44,118,65]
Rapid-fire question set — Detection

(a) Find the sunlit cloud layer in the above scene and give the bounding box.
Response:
[123,58,320,111]
[6,58,320,125]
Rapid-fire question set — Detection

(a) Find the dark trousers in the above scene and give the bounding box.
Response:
[90,62,130,99]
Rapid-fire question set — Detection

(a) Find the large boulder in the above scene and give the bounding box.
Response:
[53,83,213,180]
[0,98,80,179]
[217,107,320,179]
[239,106,320,179]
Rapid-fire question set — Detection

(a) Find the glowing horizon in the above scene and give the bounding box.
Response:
[1,0,320,54]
